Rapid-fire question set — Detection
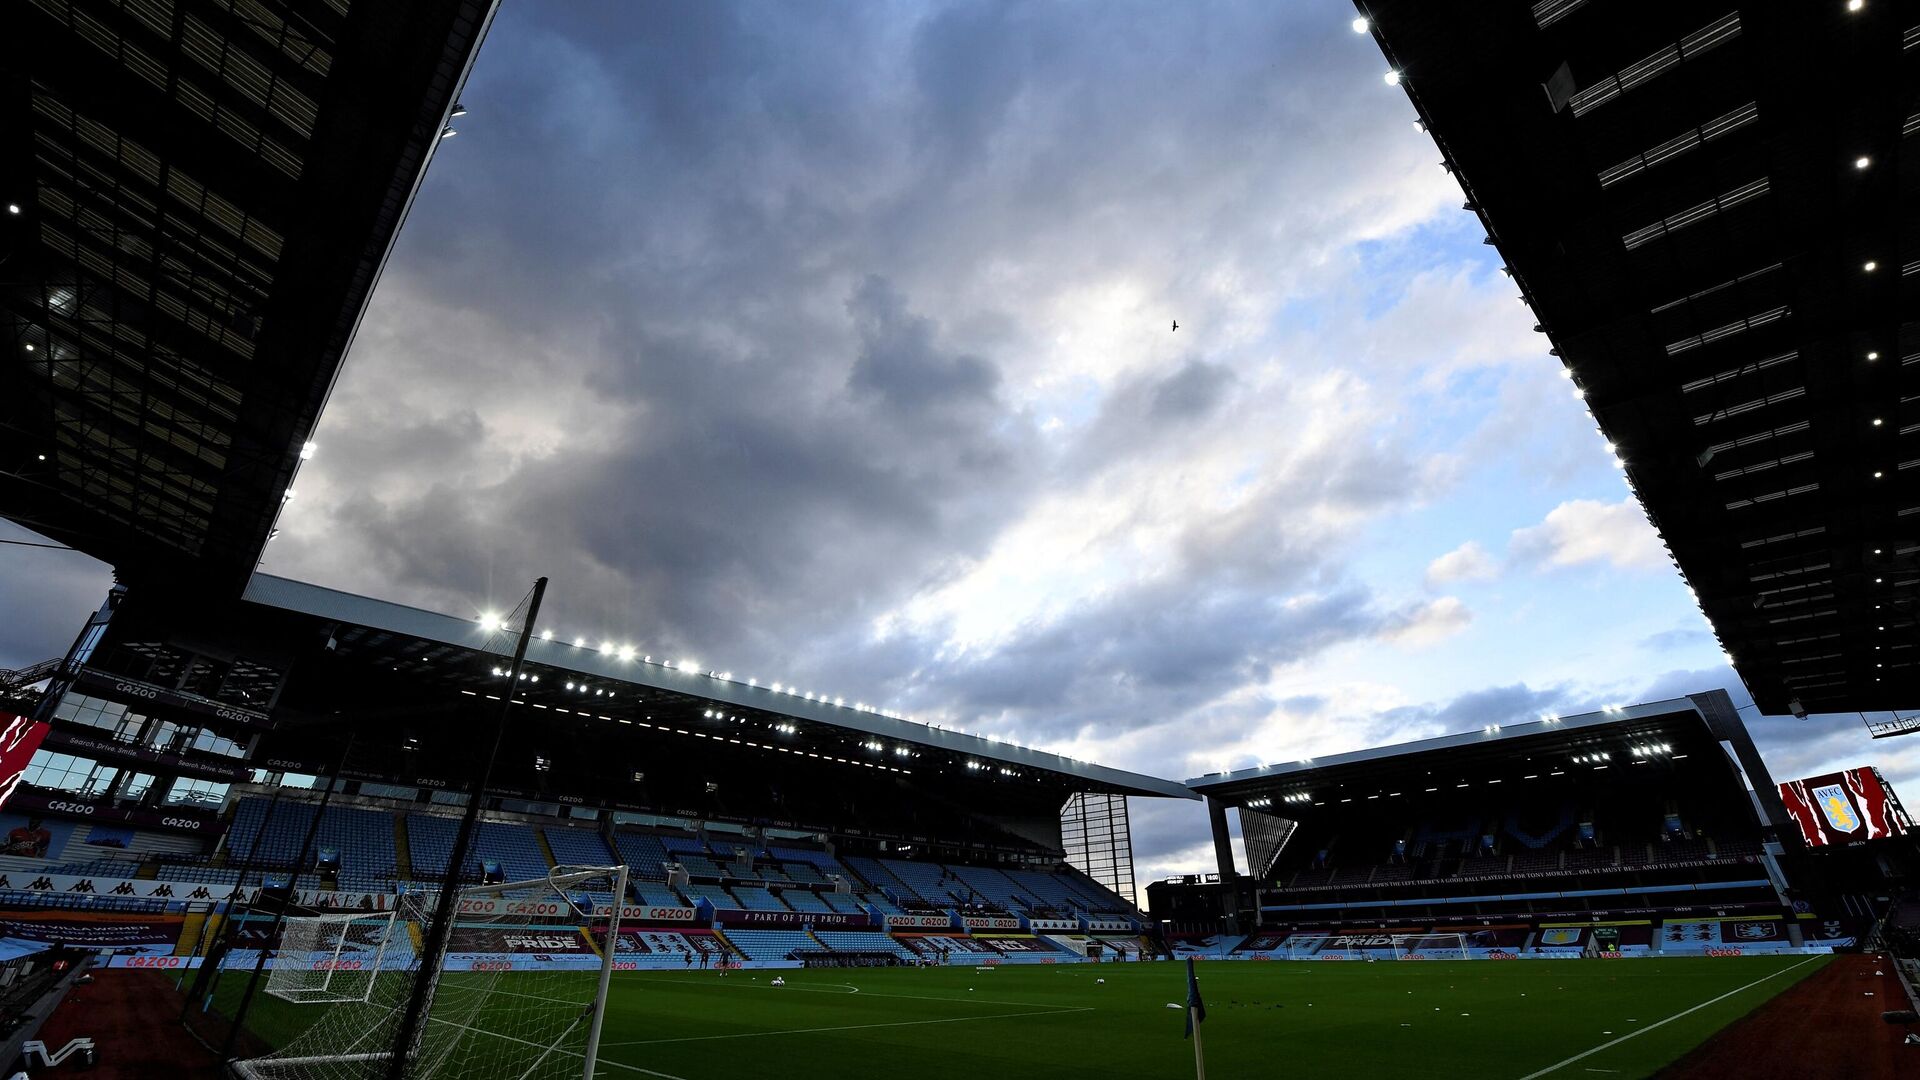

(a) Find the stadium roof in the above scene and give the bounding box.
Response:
[1360,2,1916,715]
[240,573,1199,801]
[2,0,496,594]
[1185,694,1734,801]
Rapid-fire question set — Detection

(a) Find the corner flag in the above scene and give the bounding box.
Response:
[1184,956,1208,1079]
[1184,956,1206,1037]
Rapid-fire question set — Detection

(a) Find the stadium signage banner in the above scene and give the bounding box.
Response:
[962,916,1020,931]
[0,870,398,911]
[887,913,955,929]
[39,728,248,782]
[0,871,245,903]
[71,669,271,728]
[0,913,182,953]
[454,897,567,918]
[593,904,698,923]
[1778,768,1909,847]
[1027,919,1077,932]
[1084,918,1134,932]
[716,909,868,928]
[0,713,51,814]
[6,790,217,833]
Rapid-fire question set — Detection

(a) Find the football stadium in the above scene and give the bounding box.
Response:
[2,1,1918,1079]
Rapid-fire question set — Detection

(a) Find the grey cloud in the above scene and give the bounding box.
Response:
[847,276,1002,417]
[1149,360,1235,422]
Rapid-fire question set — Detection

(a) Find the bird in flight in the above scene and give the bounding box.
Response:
[1171,320,1179,332]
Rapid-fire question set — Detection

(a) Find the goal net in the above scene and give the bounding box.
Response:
[1391,933,1468,960]
[234,864,629,1080]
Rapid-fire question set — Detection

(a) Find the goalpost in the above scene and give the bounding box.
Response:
[235,864,630,1080]
[1390,933,1469,960]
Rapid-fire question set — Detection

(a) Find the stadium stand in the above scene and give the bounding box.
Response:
[780,889,833,914]
[724,930,818,962]
[611,831,674,880]
[48,858,142,877]
[1159,697,1812,946]
[729,885,789,911]
[821,892,867,914]
[544,826,615,868]
[814,930,916,960]
[880,859,963,905]
[632,882,688,908]
[226,798,399,878]
[680,883,736,909]
[843,856,912,897]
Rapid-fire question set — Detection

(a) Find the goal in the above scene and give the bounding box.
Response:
[266,909,401,1004]
[1391,933,1469,960]
[234,864,629,1080]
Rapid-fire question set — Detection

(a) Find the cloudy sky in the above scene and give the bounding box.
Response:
[1,0,1909,891]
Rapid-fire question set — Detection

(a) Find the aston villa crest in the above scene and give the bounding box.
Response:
[1812,784,1859,833]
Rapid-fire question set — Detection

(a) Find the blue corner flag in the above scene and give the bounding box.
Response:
[1184,956,1206,1038]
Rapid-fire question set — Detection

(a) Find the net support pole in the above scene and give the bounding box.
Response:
[581,864,629,1080]
[387,576,547,1080]
[185,786,286,1020]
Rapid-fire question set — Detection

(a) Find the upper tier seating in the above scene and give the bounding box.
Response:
[730,885,788,911]
[470,820,552,882]
[544,827,614,869]
[227,798,398,878]
[948,864,1040,911]
[1005,868,1085,912]
[843,856,909,896]
[612,832,673,880]
[403,815,549,883]
[632,882,686,908]
[879,859,963,905]
[681,883,735,909]
[822,892,867,914]
[781,889,833,914]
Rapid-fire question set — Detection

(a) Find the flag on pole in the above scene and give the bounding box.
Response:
[1184,956,1206,1038]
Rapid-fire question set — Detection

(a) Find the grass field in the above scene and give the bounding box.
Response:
[225,955,1829,1079]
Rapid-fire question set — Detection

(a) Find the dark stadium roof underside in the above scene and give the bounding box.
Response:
[1185,698,1714,805]
[240,573,1198,800]
[2,0,495,593]
[1360,2,1918,714]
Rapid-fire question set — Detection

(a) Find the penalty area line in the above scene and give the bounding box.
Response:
[1514,955,1822,1080]
[601,1005,1095,1047]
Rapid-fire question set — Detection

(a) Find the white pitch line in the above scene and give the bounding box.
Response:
[617,975,1064,1010]
[618,975,860,995]
[602,1005,1095,1047]
[1515,955,1822,1080]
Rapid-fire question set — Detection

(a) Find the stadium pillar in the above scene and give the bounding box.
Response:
[1206,798,1236,881]
[1204,798,1243,933]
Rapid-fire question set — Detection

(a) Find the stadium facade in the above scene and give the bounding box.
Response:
[1153,690,1916,960]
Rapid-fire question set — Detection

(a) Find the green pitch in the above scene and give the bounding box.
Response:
[586,955,1823,1079]
[224,954,1826,1079]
